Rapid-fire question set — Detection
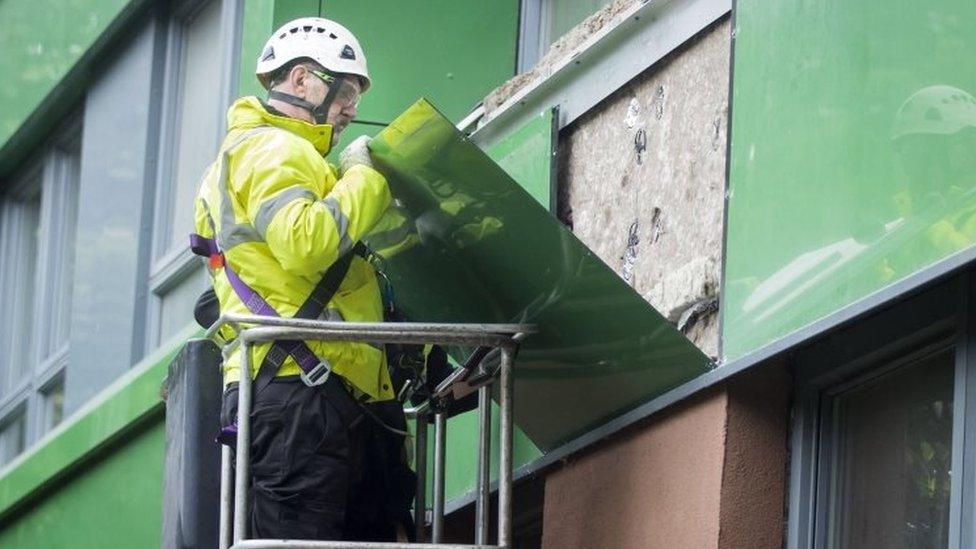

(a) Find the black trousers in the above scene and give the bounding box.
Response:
[221,377,414,541]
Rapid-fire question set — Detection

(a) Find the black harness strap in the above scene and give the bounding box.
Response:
[252,242,368,399]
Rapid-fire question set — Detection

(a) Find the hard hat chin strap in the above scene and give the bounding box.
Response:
[268,74,347,125]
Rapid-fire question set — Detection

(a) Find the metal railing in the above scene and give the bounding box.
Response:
[204,314,533,549]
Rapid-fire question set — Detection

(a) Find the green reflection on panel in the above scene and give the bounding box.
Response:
[369,99,712,451]
[486,108,557,211]
[724,0,976,360]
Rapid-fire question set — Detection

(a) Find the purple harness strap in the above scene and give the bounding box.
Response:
[190,233,324,374]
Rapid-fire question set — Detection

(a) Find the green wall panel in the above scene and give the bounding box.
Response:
[239,0,277,99]
[435,111,559,502]
[0,421,164,548]
[724,0,976,359]
[486,108,558,211]
[318,0,518,154]
[0,0,131,150]
[321,0,517,125]
[271,0,319,28]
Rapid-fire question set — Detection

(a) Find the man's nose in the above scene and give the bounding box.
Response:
[342,103,358,120]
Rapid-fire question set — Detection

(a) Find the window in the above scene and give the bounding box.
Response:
[519,0,614,71]
[790,275,976,548]
[0,132,80,463]
[40,378,65,435]
[0,411,26,467]
[157,264,210,343]
[34,144,80,383]
[157,0,224,257]
[0,179,41,397]
[823,350,954,548]
[149,0,235,347]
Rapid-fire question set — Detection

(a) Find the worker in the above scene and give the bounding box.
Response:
[190,17,414,542]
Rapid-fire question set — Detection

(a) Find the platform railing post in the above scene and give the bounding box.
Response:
[432,411,447,544]
[475,385,492,545]
[497,346,515,549]
[414,410,428,542]
[233,340,254,544]
[219,445,233,549]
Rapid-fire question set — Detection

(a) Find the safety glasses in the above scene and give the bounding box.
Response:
[309,69,362,109]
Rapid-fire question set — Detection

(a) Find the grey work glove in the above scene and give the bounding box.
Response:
[339,135,374,173]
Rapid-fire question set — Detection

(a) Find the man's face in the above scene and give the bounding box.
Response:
[305,68,362,138]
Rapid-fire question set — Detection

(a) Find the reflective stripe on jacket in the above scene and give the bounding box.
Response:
[194,96,395,401]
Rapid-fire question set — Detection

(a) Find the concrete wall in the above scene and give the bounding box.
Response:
[557,18,730,359]
[541,389,727,549]
[718,363,792,549]
[539,363,791,549]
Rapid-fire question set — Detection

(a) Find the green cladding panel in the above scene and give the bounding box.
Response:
[321,0,518,124]
[271,0,320,28]
[0,0,130,150]
[437,109,558,502]
[239,0,277,99]
[724,0,976,359]
[369,99,712,452]
[315,0,519,154]
[0,421,164,548]
[486,108,558,211]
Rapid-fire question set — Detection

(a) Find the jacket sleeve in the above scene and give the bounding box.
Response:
[235,136,392,277]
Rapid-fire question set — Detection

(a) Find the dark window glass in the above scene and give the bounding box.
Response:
[827,349,954,548]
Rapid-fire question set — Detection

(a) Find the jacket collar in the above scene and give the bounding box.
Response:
[226,96,334,155]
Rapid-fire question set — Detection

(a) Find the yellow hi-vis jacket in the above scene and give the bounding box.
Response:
[194,96,396,401]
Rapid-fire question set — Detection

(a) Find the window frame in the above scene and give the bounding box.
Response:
[517,0,617,73]
[36,371,66,437]
[788,273,976,548]
[33,132,82,375]
[0,119,82,463]
[517,0,545,73]
[0,162,44,405]
[146,0,241,350]
[0,404,28,467]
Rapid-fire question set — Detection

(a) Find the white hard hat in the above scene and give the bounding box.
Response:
[256,17,370,92]
[892,85,976,140]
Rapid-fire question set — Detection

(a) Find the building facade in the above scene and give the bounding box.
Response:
[0,0,974,547]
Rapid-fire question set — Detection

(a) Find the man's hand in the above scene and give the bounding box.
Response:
[339,135,373,173]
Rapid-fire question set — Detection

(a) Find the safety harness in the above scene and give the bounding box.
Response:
[189,125,370,444]
[190,233,364,382]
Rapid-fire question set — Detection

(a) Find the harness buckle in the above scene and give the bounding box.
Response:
[300,360,332,387]
[209,254,224,269]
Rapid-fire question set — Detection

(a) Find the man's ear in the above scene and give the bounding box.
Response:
[288,64,308,93]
